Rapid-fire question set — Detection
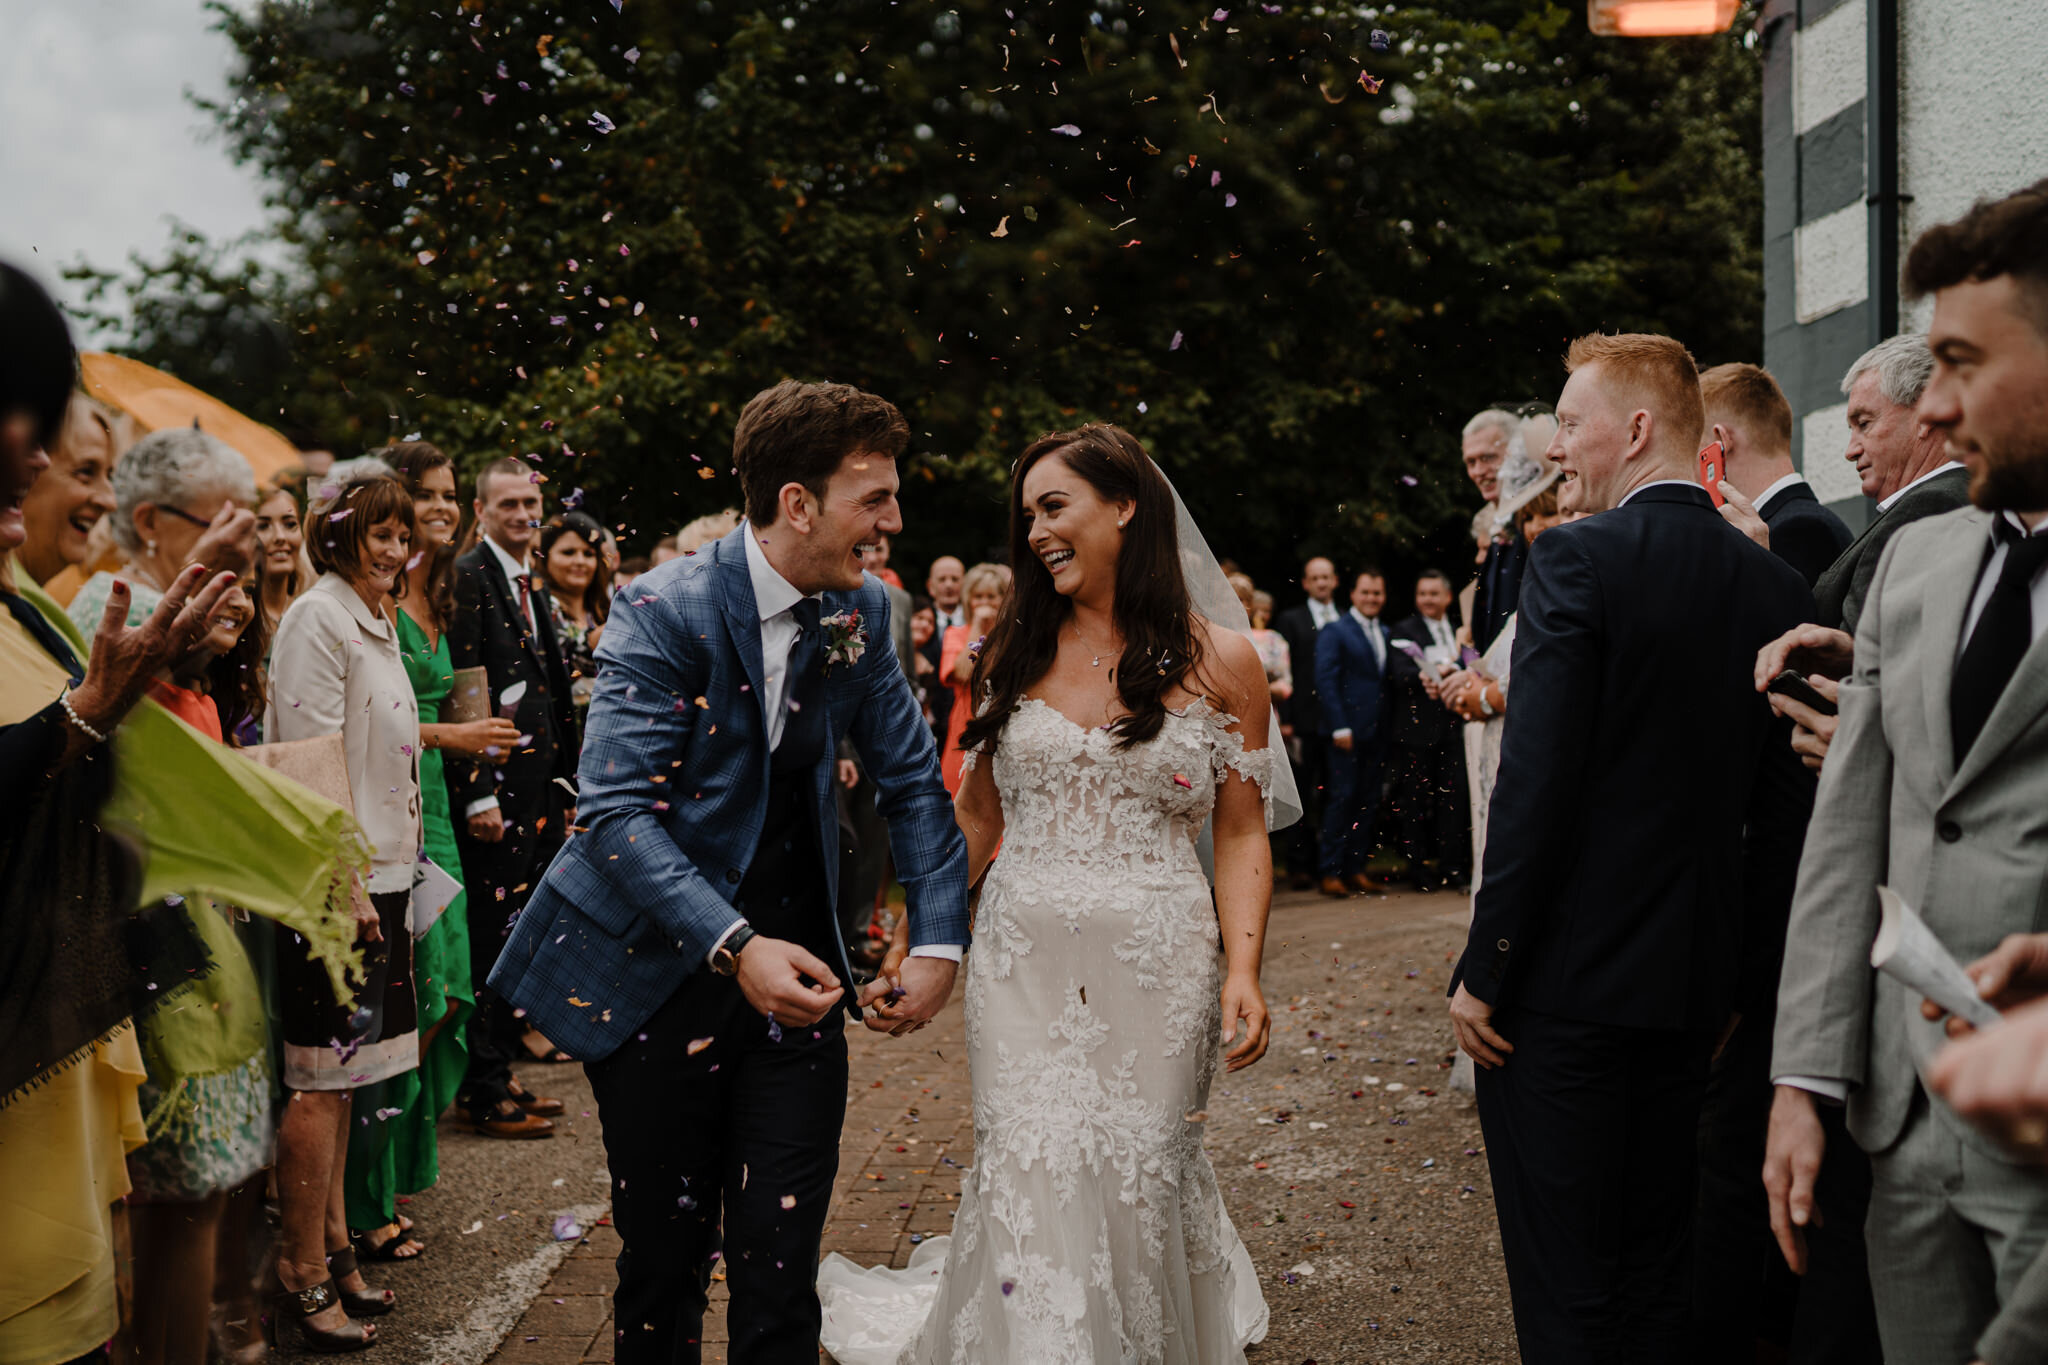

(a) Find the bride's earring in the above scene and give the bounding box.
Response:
[1117,518,1127,530]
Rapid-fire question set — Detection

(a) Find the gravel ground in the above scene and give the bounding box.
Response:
[1218,887,1519,1364]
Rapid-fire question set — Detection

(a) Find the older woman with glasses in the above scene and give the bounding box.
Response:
[67,428,257,637]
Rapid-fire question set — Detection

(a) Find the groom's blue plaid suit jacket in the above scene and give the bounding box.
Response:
[488,525,971,1061]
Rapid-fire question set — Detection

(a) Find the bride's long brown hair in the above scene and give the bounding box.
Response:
[956,424,1203,757]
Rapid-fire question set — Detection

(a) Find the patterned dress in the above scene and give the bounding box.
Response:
[819,698,1273,1364]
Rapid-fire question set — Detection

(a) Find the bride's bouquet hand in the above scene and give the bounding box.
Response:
[1220,972,1271,1071]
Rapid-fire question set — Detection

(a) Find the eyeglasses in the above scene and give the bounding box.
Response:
[154,503,219,531]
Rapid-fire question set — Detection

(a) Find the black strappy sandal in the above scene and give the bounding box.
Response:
[327,1246,397,1315]
[269,1277,378,1352]
[348,1222,427,1264]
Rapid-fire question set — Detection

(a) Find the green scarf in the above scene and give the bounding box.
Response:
[21,579,367,1090]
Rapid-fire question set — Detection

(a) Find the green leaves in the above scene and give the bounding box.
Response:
[82,0,1762,585]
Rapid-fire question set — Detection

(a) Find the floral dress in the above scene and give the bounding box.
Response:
[819,698,1274,1364]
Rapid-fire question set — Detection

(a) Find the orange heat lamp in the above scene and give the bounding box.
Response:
[1588,0,1741,36]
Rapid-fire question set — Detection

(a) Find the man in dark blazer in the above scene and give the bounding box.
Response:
[1462,409,1529,654]
[447,455,579,1136]
[1701,363,1853,588]
[1449,334,1814,1362]
[1273,556,1340,888]
[919,556,964,742]
[1315,569,1394,897]
[1385,570,1469,892]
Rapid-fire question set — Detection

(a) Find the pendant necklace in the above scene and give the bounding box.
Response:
[1071,621,1117,669]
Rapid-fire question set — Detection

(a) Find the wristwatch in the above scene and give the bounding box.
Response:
[710,924,756,976]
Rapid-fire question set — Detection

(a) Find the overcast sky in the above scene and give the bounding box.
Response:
[0,0,270,340]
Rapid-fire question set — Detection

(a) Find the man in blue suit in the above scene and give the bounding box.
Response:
[1315,568,1393,896]
[490,380,970,1364]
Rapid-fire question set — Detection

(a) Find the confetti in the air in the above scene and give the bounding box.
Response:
[1051,124,1082,136]
[589,111,617,134]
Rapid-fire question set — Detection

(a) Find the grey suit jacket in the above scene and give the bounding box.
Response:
[1811,466,1972,633]
[1774,504,2048,1161]
[884,581,915,679]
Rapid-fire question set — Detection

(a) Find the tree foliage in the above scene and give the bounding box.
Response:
[73,0,1762,588]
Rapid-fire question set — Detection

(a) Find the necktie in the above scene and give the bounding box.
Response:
[778,599,825,757]
[1950,520,2048,760]
[514,572,534,638]
[1365,619,1383,668]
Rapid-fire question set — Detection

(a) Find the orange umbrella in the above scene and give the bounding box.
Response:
[78,352,303,488]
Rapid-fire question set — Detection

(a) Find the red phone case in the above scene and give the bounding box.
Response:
[1698,442,1726,508]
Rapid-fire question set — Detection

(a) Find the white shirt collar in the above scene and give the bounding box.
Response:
[1876,460,1966,513]
[1309,597,1338,621]
[1618,478,1704,508]
[1349,607,1379,633]
[483,533,530,583]
[1754,471,1806,512]
[740,519,812,624]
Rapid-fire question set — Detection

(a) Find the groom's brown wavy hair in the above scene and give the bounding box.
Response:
[959,424,1203,758]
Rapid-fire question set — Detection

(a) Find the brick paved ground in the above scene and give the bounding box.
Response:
[488,1001,973,1364]
[489,887,1515,1363]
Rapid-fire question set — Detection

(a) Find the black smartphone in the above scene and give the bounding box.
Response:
[1766,669,1837,717]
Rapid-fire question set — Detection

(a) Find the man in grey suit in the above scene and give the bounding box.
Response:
[1765,178,2048,1365]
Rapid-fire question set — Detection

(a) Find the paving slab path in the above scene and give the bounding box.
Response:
[398,887,1520,1363]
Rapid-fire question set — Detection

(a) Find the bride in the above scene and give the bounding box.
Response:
[823,424,1299,1364]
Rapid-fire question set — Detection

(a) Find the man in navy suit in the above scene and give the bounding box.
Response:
[1700,362,1853,588]
[491,381,969,1364]
[1448,334,1814,1362]
[1315,569,1393,897]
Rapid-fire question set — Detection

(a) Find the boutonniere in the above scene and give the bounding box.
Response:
[820,608,867,672]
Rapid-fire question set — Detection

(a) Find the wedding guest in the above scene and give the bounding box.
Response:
[253,481,309,637]
[1449,333,1813,1362]
[1385,570,1469,892]
[1,266,366,1365]
[67,428,257,637]
[447,457,573,1131]
[1767,179,2048,1365]
[1440,477,1566,895]
[341,444,514,1264]
[674,510,739,556]
[650,534,680,565]
[1700,363,1852,587]
[15,392,116,590]
[1441,429,1564,896]
[267,468,425,1351]
[1751,333,1972,772]
[616,554,650,589]
[909,595,938,713]
[939,561,1010,795]
[1315,569,1393,897]
[1274,556,1340,889]
[922,555,966,740]
[537,510,613,733]
[867,530,905,589]
[1464,409,1527,653]
[123,584,277,1365]
[1242,586,1292,704]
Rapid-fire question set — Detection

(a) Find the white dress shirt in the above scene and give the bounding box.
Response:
[1329,609,1385,743]
[1753,471,1808,515]
[1876,460,1967,514]
[464,535,548,819]
[933,604,966,633]
[717,528,963,968]
[1307,598,1340,630]
[1778,507,2048,1105]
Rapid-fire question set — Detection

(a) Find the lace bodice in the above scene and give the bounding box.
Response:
[977,697,1275,875]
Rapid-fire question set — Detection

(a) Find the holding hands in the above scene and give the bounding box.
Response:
[858,931,957,1038]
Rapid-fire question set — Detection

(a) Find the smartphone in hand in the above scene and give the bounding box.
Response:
[1766,668,1837,717]
[1697,441,1727,509]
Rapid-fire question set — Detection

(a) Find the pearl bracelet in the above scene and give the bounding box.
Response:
[60,689,109,744]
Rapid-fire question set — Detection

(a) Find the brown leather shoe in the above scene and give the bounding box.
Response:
[1319,876,1352,898]
[1347,873,1378,895]
[453,1107,556,1140]
[507,1080,565,1117]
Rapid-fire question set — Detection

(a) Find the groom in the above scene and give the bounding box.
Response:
[490,380,970,1363]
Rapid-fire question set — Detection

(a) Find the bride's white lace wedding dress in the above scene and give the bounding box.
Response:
[818,696,1274,1364]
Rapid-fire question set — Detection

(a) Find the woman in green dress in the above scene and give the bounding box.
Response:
[344,444,520,1259]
